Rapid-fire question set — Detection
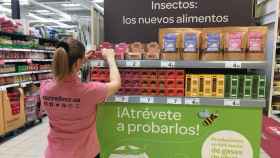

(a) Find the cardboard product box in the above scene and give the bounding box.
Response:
[224,75,231,98]
[3,88,26,134]
[185,74,192,96]
[258,75,266,98]
[159,28,181,60]
[203,75,212,97]
[230,75,240,98]
[223,27,247,61]
[253,75,266,98]
[198,75,204,96]
[241,75,253,98]
[246,26,267,61]
[144,42,161,60]
[201,28,224,61]
[191,75,200,97]
[225,75,239,98]
[212,74,225,98]
[126,42,144,60]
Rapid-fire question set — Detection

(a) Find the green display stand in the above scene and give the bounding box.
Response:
[97,102,262,158]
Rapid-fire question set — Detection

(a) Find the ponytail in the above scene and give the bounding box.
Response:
[53,38,85,81]
[52,48,71,81]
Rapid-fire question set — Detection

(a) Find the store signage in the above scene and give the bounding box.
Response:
[97,103,262,158]
[104,0,255,42]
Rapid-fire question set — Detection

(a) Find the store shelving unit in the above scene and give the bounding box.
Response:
[0,70,51,78]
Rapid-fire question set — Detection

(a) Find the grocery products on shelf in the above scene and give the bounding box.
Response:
[91,68,266,99]
[89,26,267,61]
[91,68,185,96]
[24,88,40,123]
[37,73,53,81]
[0,50,50,59]
[0,15,23,33]
[0,65,16,74]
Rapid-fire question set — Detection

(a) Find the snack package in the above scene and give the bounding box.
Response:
[126,42,144,60]
[159,28,181,60]
[144,42,161,60]
[246,26,267,61]
[115,43,129,60]
[224,27,247,60]
[163,33,177,52]
[182,28,201,60]
[202,28,223,61]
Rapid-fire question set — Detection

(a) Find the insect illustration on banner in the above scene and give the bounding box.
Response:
[198,109,219,126]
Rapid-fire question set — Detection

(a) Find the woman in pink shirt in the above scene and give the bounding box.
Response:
[40,38,121,158]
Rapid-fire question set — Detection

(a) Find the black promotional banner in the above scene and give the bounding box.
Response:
[104,0,255,43]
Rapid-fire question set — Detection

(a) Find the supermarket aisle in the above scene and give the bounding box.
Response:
[0,118,272,158]
[0,119,48,158]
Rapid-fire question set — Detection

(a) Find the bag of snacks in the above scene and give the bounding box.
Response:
[159,28,181,60]
[144,42,161,60]
[246,26,267,61]
[182,28,201,60]
[202,28,223,61]
[224,27,247,60]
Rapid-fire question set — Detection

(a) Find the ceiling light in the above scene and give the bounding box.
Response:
[0,5,11,13]
[1,0,29,5]
[33,10,50,13]
[92,0,104,3]
[61,3,81,7]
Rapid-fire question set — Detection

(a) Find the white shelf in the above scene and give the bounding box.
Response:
[106,95,266,108]
[0,48,54,53]
[3,59,53,63]
[0,83,19,90]
[272,110,280,115]
[90,60,267,69]
[32,70,51,74]
[0,70,51,77]
[32,59,53,62]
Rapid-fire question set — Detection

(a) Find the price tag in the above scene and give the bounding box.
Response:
[140,97,154,104]
[225,61,242,69]
[126,60,141,67]
[161,61,175,68]
[224,99,241,106]
[185,98,200,105]
[115,96,129,102]
[167,97,182,104]
[92,60,105,67]
[0,86,6,91]
[27,59,33,64]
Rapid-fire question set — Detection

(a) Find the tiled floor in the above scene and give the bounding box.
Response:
[0,118,272,158]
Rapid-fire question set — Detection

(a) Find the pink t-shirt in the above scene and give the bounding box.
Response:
[40,75,107,158]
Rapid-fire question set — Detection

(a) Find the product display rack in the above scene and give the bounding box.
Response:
[0,31,56,137]
[0,31,58,44]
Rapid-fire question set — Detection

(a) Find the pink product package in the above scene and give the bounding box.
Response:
[99,42,114,49]
[115,43,129,60]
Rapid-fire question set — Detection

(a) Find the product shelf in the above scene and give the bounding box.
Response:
[90,60,267,69]
[0,70,51,77]
[3,59,53,63]
[0,48,54,53]
[106,95,266,108]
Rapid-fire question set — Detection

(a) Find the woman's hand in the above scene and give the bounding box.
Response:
[85,50,94,60]
[102,48,116,61]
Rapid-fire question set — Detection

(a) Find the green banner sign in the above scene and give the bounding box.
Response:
[97,103,262,158]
